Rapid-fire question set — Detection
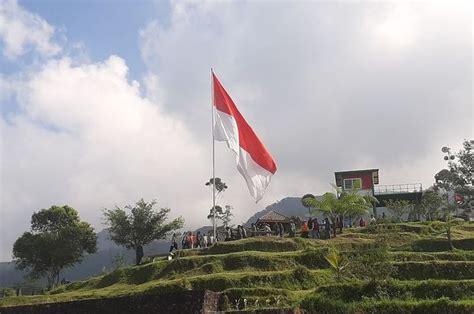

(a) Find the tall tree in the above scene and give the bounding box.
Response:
[13,206,97,289]
[420,188,445,220]
[307,190,375,234]
[435,140,473,214]
[103,199,184,265]
[222,205,234,227]
[301,194,316,218]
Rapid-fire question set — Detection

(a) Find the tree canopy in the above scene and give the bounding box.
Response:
[103,199,184,265]
[306,190,376,221]
[435,140,473,213]
[384,199,413,222]
[13,205,97,289]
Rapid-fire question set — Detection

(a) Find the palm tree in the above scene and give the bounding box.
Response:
[308,189,376,234]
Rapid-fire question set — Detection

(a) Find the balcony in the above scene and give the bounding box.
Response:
[374,183,423,195]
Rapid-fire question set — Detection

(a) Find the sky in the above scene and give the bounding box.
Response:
[0,0,472,261]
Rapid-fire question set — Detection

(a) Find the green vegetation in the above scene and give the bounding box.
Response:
[12,205,97,289]
[1,222,473,313]
[103,199,184,265]
[384,199,413,222]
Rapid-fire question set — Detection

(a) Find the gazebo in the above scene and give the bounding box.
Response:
[255,210,293,233]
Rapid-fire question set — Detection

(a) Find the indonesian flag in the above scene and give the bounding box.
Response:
[212,71,277,202]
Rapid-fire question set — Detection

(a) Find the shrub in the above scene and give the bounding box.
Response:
[294,248,330,269]
[313,280,474,301]
[205,238,300,255]
[301,295,474,313]
[0,288,16,297]
[391,251,474,262]
[409,238,474,252]
[393,261,474,280]
[348,246,395,282]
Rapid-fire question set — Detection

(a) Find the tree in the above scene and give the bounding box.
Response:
[13,205,97,289]
[339,191,378,219]
[309,192,340,221]
[208,205,223,220]
[103,199,184,265]
[208,204,233,227]
[307,190,375,234]
[384,199,413,222]
[222,205,234,227]
[420,189,445,221]
[205,177,228,202]
[301,194,316,218]
[435,140,473,214]
[444,213,464,250]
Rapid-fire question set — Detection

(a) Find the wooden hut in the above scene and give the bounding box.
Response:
[255,210,293,233]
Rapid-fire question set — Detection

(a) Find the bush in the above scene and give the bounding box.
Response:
[313,280,474,301]
[409,238,474,252]
[294,248,330,269]
[0,288,16,297]
[301,294,474,313]
[349,247,395,282]
[391,251,474,262]
[394,261,474,280]
[205,237,300,255]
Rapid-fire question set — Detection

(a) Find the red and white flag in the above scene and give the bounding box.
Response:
[212,71,277,202]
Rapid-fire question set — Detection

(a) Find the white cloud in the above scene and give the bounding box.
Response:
[139,1,472,221]
[0,55,211,260]
[1,0,472,261]
[0,0,61,59]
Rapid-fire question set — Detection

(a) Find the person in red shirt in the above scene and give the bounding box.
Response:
[301,221,309,238]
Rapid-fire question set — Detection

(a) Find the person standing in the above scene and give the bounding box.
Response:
[169,233,178,253]
[196,231,203,248]
[302,221,309,238]
[278,223,284,237]
[312,218,320,239]
[290,221,296,237]
[225,227,232,241]
[324,218,331,239]
[242,226,247,238]
[203,233,208,248]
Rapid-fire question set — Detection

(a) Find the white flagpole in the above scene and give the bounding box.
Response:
[211,68,217,243]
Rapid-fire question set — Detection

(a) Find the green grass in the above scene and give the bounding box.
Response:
[1,222,473,311]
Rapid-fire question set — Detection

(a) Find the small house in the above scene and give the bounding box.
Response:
[255,210,293,233]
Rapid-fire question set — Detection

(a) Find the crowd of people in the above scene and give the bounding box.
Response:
[169,231,216,254]
[168,214,379,255]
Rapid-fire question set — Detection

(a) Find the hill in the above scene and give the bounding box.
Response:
[0,229,170,287]
[1,222,473,312]
[0,196,309,287]
[244,196,313,226]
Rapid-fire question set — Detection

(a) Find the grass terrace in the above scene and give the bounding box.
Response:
[1,222,473,312]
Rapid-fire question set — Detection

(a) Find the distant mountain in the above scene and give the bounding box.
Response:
[0,229,170,287]
[0,197,324,288]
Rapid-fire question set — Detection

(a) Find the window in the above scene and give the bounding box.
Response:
[343,178,362,190]
[372,171,379,185]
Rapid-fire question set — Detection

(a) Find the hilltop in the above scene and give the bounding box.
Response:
[0,197,310,287]
[1,221,473,312]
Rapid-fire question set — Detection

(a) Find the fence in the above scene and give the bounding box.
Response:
[374,183,423,195]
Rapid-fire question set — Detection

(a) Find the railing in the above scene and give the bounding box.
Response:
[374,183,422,195]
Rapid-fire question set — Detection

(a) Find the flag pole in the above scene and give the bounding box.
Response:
[211,68,217,243]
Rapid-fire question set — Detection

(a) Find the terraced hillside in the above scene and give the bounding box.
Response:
[1,222,473,313]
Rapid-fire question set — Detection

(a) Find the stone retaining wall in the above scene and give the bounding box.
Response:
[0,290,219,314]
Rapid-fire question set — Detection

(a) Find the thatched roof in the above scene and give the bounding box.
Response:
[256,210,292,223]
